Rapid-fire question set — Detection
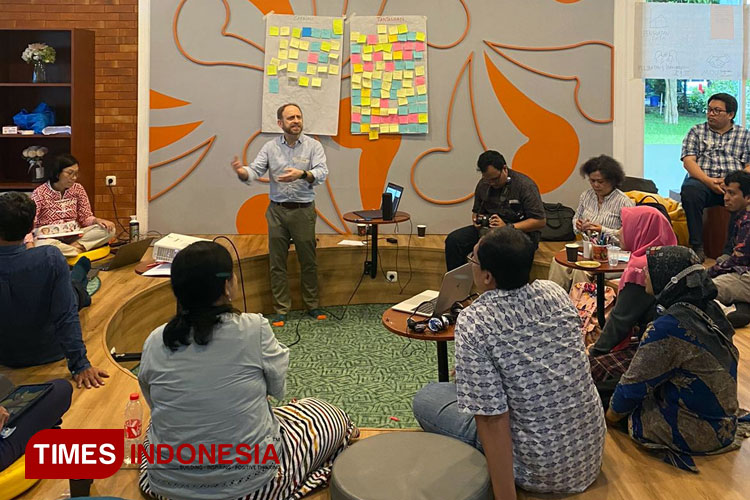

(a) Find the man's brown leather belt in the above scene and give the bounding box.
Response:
[273,201,313,209]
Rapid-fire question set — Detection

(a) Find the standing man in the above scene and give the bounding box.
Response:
[231,103,328,327]
[444,150,545,271]
[680,93,750,262]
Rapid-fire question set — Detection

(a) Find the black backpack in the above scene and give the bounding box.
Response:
[540,202,576,241]
[636,195,671,222]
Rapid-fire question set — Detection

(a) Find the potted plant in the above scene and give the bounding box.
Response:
[21,43,56,83]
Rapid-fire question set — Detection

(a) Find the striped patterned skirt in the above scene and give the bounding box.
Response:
[139,398,359,500]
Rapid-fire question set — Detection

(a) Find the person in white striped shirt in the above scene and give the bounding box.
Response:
[548,155,634,291]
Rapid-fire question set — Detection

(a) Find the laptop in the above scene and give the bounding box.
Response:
[353,182,404,220]
[93,237,154,271]
[392,263,473,317]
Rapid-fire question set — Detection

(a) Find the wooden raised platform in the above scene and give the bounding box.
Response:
[2,235,748,500]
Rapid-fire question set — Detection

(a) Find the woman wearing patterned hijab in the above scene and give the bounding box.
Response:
[607,246,743,472]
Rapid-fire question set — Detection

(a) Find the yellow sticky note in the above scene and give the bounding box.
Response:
[278,50,288,59]
[383,43,392,53]
[270,57,280,66]
[383,72,393,82]
[393,51,403,60]
[351,31,360,42]
[280,26,290,36]
[403,79,413,88]
[371,108,379,116]
[290,38,300,48]
[362,88,371,97]
[418,113,428,123]
[388,25,398,35]
[404,70,413,79]
[415,66,425,76]
[329,52,339,60]
[363,45,373,54]
[382,80,391,91]
[362,53,372,62]
[362,97,371,106]
[307,65,316,75]
[331,40,341,51]
[267,64,277,75]
[378,34,388,44]
[352,105,361,113]
[416,31,426,41]
[288,73,298,80]
[328,64,339,75]
[280,39,289,49]
[389,107,398,115]
[377,24,387,34]
[269,26,279,36]
[371,123,379,128]
[393,70,403,80]
[321,41,331,52]
[289,49,299,59]
[299,76,309,86]
[361,123,370,132]
[318,65,327,73]
[361,107,371,116]
[352,81,362,90]
[299,40,309,51]
[398,96,408,106]
[383,52,393,61]
[288,62,298,73]
[369,129,379,140]
[417,84,427,95]
[373,70,382,79]
[352,74,362,84]
[362,79,372,89]
[278,63,287,71]
[397,89,406,98]
[312,77,322,87]
[380,89,389,98]
[333,19,344,35]
[388,34,398,43]
[358,34,367,44]
[363,71,373,80]
[376,61,386,71]
[404,87,415,96]
[292,27,302,38]
[398,24,408,34]
[353,63,364,73]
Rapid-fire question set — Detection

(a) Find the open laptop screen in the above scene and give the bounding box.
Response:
[384,183,404,213]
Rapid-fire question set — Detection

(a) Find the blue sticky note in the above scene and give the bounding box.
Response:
[351,123,359,133]
[322,29,332,39]
[414,51,424,59]
[361,114,371,123]
[372,79,382,90]
[417,94,427,103]
[351,44,361,54]
[405,61,415,70]
[398,106,408,115]
[392,80,402,90]
[395,61,404,71]
[352,89,361,98]
[408,103,419,113]
[298,62,308,73]
[311,41,321,52]
[407,96,417,105]
[352,95,361,106]
[405,124,415,133]
[418,103,428,113]
[268,77,279,94]
[398,33,407,42]
[302,27,312,37]
[407,31,417,41]
[417,124,428,133]
[319,53,329,63]
[311,28,321,38]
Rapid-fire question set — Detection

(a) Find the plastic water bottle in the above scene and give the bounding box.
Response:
[129,215,139,242]
[123,393,143,465]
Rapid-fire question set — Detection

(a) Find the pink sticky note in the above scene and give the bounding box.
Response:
[308,52,318,64]
[404,42,415,50]
[385,62,395,71]
[352,113,361,123]
[364,62,374,72]
[373,52,383,62]
[393,42,404,51]
[403,50,413,60]
[390,115,398,123]
[380,98,390,107]
[351,54,362,64]
[372,115,381,124]
[367,34,378,45]
[415,76,426,86]
[408,114,419,123]
[399,115,409,124]
[415,42,426,51]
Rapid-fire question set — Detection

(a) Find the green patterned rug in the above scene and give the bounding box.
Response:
[273,304,454,429]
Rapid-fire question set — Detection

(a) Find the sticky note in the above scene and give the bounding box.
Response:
[299,40,310,50]
[378,24,387,34]
[416,32,426,41]
[407,31,417,42]
[383,71,393,81]
[399,115,409,124]
[369,129,379,140]
[415,65,425,76]
[415,76,426,86]
[403,79,412,88]
[405,61,415,70]
[389,34,398,43]
[362,53,372,62]
[358,34,367,44]
[333,19,344,35]
[322,29,332,39]
[353,63,363,73]
[352,113,362,123]
[362,107,370,116]
[328,64,339,75]
[404,87,415,97]
[332,40,340,51]
[418,113,428,123]
[377,34,387,45]
[398,24,408,34]
[288,62,298,73]
[311,28,321,38]
[279,49,288,59]
[268,78,279,93]
[362,97,371,106]
[289,49,299,59]
[398,103,408,113]
[292,27,302,38]
[280,26,290,36]
[362,79,372,89]
[393,70,403,80]
[307,64,316,75]
[376,61,386,71]
[352,73,362,84]
[414,51,423,60]
[318,65,327,73]
[290,38,300,49]
[418,103,428,113]
[330,52,339,60]
[366,34,377,45]
[389,25,398,35]
[383,52,393,61]
[351,123,360,133]
[373,70,382,80]
[351,54,362,65]
[394,51,403,60]
[269,26,279,36]
[280,39,289,49]
[302,27,312,37]
[404,70,413,79]
[299,76,309,87]
[312,77,322,87]
[351,31,360,42]
[361,123,370,132]
[351,44,361,54]
[382,80,392,91]
[363,70,373,79]
[380,89,390,98]
[398,33,407,42]
[363,45,373,54]
[267,64,277,75]
[319,53,329,63]
[298,62,308,73]
[417,85,427,95]
[308,52,319,64]
[271,57,280,65]
[408,113,418,123]
[278,63,287,71]
[311,41,321,51]
[403,50,413,60]
[321,41,331,52]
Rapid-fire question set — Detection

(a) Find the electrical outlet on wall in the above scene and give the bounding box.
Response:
[386,271,398,282]
[106,176,117,186]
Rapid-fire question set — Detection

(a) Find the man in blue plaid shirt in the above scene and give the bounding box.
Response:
[680,93,750,262]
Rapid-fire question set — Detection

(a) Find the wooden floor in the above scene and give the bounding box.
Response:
[2,235,749,500]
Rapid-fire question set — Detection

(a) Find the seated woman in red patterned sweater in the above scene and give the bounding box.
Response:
[25,153,115,257]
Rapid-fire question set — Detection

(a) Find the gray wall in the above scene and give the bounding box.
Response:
[148,0,614,234]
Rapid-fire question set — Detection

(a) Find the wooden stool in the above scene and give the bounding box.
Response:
[0,455,40,500]
[702,206,730,259]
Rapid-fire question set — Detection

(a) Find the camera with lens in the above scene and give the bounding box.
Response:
[475,214,491,228]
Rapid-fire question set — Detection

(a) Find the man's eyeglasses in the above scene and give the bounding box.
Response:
[706,107,728,115]
[466,252,479,265]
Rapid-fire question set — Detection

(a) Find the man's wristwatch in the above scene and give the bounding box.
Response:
[300,170,308,180]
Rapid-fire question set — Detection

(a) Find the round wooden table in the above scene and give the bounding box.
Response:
[343,211,410,278]
[382,307,453,382]
[554,248,628,328]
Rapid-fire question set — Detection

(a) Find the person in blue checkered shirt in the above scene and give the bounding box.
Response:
[680,93,750,262]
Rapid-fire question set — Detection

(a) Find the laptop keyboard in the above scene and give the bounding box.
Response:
[415,298,438,314]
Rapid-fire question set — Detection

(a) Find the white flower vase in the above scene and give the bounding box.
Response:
[32,61,47,83]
